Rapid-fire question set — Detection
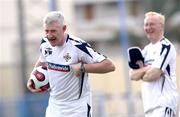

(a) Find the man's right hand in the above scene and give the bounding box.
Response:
[27,78,45,93]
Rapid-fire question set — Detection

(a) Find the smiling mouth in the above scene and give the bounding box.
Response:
[49,39,55,41]
[48,38,56,42]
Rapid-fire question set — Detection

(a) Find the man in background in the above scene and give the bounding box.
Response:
[129,11,179,117]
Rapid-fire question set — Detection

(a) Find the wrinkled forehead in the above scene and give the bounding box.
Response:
[144,15,162,24]
[145,14,165,24]
[44,21,62,28]
[44,24,62,32]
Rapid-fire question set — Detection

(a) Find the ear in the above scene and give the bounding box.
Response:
[63,25,67,32]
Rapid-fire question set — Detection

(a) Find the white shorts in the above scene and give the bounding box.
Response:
[145,106,175,117]
[45,96,92,117]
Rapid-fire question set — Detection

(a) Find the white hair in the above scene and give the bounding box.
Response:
[145,11,165,25]
[43,11,65,26]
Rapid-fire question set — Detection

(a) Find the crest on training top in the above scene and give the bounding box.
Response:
[63,53,71,62]
[44,47,52,57]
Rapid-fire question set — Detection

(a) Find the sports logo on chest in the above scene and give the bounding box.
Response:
[63,53,71,62]
[44,47,52,57]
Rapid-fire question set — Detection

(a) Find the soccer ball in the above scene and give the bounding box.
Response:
[30,66,50,91]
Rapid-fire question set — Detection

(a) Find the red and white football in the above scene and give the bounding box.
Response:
[30,66,50,91]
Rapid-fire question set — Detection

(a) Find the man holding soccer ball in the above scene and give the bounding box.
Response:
[27,11,115,117]
[129,12,179,117]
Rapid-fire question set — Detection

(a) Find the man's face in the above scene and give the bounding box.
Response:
[44,22,66,46]
[144,16,163,43]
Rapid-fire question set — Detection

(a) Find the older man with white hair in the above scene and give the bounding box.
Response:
[129,11,179,117]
